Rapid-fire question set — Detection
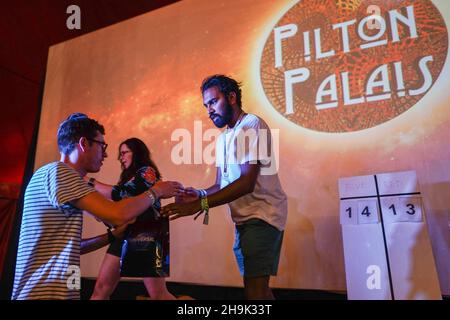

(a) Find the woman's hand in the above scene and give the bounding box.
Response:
[151,181,184,199]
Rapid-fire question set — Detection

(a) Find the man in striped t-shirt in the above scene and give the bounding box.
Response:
[12,113,183,299]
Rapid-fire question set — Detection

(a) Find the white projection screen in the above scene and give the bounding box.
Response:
[34,0,450,294]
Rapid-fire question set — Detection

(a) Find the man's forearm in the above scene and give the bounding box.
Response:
[205,184,221,196]
[206,177,253,209]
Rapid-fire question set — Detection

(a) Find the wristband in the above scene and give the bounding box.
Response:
[200,197,209,225]
[87,177,95,187]
[198,189,207,199]
[107,228,115,243]
[144,189,156,205]
[148,188,158,199]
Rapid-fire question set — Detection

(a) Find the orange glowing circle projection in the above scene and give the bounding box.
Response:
[260,0,448,132]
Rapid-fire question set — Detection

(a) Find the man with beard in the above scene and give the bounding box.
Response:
[163,75,288,300]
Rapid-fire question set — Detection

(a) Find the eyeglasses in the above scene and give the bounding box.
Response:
[119,150,131,157]
[88,138,108,152]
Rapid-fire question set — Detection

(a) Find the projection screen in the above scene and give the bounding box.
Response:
[34,0,450,293]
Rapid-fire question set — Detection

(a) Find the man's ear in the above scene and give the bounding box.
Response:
[79,137,89,152]
[227,91,237,106]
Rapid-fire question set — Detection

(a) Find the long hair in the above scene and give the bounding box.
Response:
[118,137,161,185]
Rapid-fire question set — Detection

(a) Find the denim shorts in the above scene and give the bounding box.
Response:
[233,218,284,278]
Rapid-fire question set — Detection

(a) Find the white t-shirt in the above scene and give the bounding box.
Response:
[215,113,288,231]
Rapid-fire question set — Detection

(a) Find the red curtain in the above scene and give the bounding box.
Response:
[0,183,20,277]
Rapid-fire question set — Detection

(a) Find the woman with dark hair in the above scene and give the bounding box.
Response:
[88,137,176,300]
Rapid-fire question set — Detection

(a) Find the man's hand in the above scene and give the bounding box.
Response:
[151,181,184,199]
[161,200,202,220]
[175,187,200,204]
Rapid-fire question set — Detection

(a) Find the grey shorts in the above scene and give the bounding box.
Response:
[233,218,284,278]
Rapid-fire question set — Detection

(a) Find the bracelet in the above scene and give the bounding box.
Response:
[194,197,210,225]
[198,189,207,199]
[144,189,156,205]
[201,197,209,225]
[148,188,158,200]
[87,177,96,187]
[107,228,115,243]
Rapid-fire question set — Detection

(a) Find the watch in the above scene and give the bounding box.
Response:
[107,228,115,243]
[87,177,96,187]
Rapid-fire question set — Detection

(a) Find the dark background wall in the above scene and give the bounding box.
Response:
[0,0,180,185]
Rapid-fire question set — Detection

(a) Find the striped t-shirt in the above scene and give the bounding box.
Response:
[12,161,95,300]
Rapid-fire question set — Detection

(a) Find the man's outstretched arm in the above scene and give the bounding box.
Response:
[162,163,259,219]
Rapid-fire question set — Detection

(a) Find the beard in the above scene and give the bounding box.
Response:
[210,99,233,128]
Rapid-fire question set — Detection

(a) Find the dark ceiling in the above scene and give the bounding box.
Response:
[0,0,180,186]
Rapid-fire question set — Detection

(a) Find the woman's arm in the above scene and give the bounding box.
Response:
[84,176,113,200]
[80,223,129,255]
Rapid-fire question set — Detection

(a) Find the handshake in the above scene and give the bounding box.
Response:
[150,181,205,221]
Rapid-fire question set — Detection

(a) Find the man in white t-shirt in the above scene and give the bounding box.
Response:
[162,75,288,299]
[12,113,183,300]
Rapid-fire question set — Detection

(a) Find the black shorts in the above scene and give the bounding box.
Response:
[106,237,124,257]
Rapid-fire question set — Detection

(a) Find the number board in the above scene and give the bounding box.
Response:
[339,171,422,225]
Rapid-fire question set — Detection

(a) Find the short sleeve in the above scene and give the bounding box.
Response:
[235,117,272,165]
[215,133,225,168]
[45,162,95,215]
[137,166,157,186]
[111,166,158,201]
